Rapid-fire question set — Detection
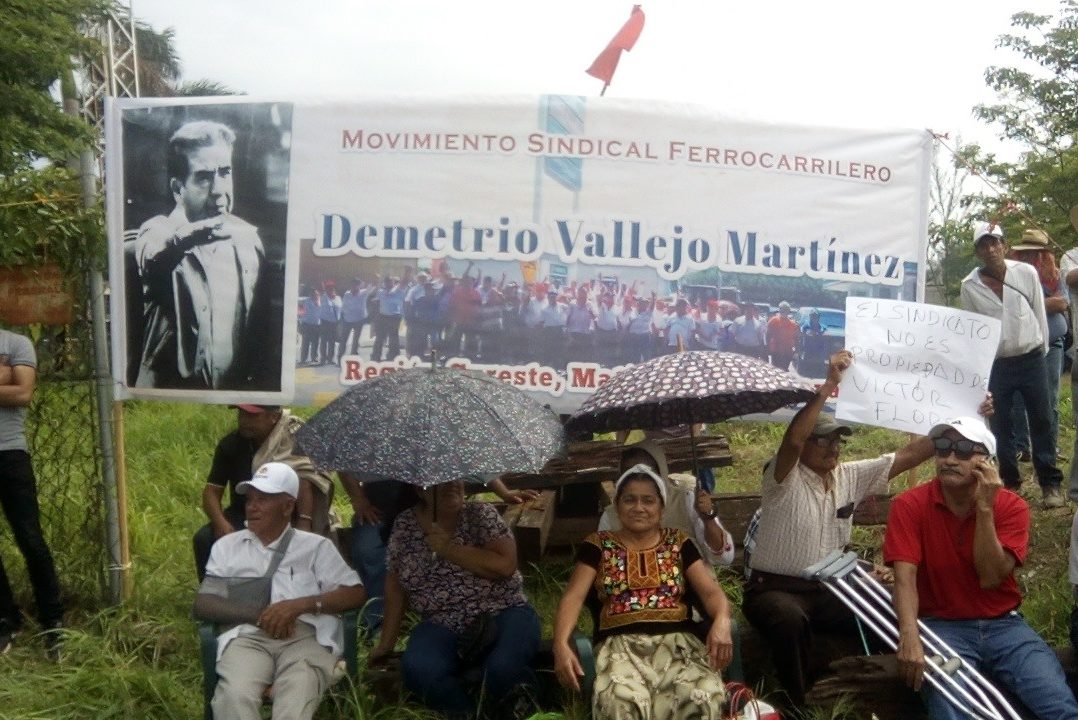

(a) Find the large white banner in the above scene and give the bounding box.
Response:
[105,95,932,411]
[837,298,1001,434]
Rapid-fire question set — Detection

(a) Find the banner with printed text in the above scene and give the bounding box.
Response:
[104,95,932,412]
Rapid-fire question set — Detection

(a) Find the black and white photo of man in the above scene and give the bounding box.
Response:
[121,103,292,393]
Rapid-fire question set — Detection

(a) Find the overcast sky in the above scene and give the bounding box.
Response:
[127,0,1060,161]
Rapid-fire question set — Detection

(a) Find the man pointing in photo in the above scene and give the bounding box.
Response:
[132,121,264,390]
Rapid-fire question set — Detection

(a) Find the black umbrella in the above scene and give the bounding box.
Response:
[295,366,564,487]
[565,350,815,490]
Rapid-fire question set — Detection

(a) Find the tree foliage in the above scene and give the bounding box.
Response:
[927,140,978,305]
[126,19,239,97]
[132,20,182,97]
[977,5,1078,151]
[0,166,103,273]
[972,1,1078,248]
[0,0,104,177]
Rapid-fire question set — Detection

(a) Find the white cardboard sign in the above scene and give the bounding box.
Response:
[837,297,1000,434]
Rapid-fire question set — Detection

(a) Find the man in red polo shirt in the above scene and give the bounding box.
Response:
[883,416,1078,720]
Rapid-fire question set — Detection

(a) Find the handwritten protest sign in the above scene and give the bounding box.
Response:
[836,297,1001,435]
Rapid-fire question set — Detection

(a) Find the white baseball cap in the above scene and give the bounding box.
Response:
[236,462,299,498]
[928,417,996,458]
[972,221,1003,244]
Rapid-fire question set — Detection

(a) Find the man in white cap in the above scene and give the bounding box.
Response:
[193,405,334,581]
[960,221,1064,507]
[194,462,365,720]
[885,418,1078,720]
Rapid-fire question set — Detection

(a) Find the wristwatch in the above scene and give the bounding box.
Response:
[702,509,717,520]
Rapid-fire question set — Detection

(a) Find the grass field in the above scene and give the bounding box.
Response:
[0,392,1071,719]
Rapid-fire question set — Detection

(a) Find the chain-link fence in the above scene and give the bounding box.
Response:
[3,283,106,614]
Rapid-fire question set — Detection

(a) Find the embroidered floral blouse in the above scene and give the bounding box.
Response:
[578,528,702,641]
[387,501,528,633]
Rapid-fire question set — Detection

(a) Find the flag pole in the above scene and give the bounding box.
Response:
[600,83,609,97]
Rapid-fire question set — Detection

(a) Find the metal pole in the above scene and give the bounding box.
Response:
[63,90,127,605]
[87,242,126,605]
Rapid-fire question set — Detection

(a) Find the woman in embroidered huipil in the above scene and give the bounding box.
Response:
[553,464,733,719]
[369,480,540,720]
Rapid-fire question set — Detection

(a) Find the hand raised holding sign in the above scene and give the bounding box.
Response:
[827,349,854,385]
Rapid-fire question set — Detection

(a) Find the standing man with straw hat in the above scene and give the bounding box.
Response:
[1008,228,1069,475]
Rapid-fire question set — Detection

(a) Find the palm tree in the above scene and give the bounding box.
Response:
[92,14,239,98]
[132,20,181,96]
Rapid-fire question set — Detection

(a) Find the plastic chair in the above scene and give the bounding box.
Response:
[198,610,359,720]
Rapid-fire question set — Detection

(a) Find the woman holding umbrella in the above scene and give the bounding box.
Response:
[369,479,540,719]
[552,464,734,719]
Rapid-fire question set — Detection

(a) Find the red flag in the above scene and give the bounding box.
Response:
[586,5,646,88]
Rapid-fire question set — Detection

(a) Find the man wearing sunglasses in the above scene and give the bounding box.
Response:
[743,349,959,707]
[884,417,1078,719]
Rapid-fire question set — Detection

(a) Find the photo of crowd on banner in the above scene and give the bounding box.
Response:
[295,258,852,380]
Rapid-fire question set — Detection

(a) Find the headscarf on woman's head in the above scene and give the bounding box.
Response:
[614,463,668,505]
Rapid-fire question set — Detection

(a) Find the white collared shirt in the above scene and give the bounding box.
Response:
[960,259,1048,358]
[540,303,567,328]
[666,314,696,347]
[204,527,362,661]
[595,305,620,331]
[749,454,894,576]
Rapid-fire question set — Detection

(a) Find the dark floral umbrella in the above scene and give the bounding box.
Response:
[567,351,815,434]
[565,351,816,490]
[295,366,564,487]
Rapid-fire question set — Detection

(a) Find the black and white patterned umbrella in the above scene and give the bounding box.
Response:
[295,366,564,487]
[565,350,816,436]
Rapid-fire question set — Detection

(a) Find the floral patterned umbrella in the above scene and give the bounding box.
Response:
[566,350,815,437]
[296,366,564,487]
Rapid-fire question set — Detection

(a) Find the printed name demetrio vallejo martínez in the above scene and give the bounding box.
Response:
[315,215,904,284]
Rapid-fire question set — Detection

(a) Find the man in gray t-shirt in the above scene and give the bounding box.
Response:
[0,329,64,658]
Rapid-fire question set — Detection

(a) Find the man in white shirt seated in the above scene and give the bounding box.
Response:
[194,462,365,720]
[743,350,943,707]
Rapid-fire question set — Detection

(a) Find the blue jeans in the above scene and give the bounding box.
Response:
[1011,339,1064,453]
[921,614,1078,720]
[1070,607,1078,658]
[401,604,540,719]
[988,350,1062,489]
[349,519,386,634]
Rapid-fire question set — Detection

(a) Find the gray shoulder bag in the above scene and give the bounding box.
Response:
[224,527,295,610]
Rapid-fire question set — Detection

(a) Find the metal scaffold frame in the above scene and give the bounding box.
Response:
[78,5,139,135]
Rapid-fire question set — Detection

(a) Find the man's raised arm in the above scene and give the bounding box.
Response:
[772,350,850,483]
